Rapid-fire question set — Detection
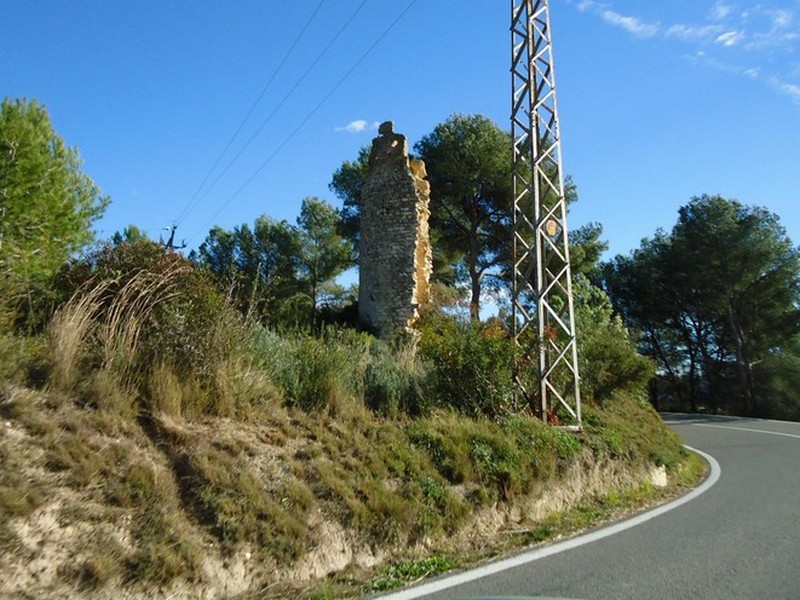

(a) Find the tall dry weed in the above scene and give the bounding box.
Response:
[100,266,188,373]
[47,279,112,391]
[146,363,184,417]
[47,264,190,400]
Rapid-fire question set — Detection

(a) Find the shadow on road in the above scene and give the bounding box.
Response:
[659,412,759,425]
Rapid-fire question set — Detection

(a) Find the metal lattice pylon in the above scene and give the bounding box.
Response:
[511,0,581,428]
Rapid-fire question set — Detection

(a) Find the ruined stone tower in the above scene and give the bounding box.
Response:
[358,121,432,338]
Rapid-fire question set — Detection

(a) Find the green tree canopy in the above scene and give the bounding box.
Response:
[0,98,108,325]
[573,274,654,404]
[414,114,513,320]
[329,146,369,253]
[110,224,150,247]
[604,194,800,418]
[193,216,300,325]
[194,198,353,329]
[295,197,355,329]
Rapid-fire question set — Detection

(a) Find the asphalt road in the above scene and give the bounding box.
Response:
[378,414,800,600]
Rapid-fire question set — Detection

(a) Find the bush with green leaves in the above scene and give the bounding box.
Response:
[417,314,518,419]
[246,326,428,417]
[247,326,364,414]
[363,336,427,417]
[49,239,243,415]
[90,242,225,355]
[573,275,654,404]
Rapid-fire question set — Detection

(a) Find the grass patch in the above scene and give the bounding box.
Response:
[65,534,127,589]
[0,334,48,386]
[0,374,706,598]
[671,450,708,487]
[125,530,202,585]
[512,453,708,550]
[302,416,474,546]
[0,446,47,552]
[408,411,583,502]
[1,389,204,587]
[582,397,686,468]
[161,429,312,563]
[370,555,455,592]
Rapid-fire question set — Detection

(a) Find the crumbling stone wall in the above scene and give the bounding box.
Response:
[358,122,432,338]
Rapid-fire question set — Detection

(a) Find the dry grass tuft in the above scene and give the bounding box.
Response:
[146,364,184,418]
[47,280,111,391]
[68,534,127,589]
[47,267,190,401]
[215,356,282,421]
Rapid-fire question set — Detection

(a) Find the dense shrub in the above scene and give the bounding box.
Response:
[247,327,364,414]
[573,275,654,404]
[47,240,246,417]
[57,240,229,373]
[417,315,518,419]
[363,337,426,416]
[751,351,800,421]
[247,326,429,417]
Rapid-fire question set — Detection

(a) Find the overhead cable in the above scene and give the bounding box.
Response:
[188,0,419,244]
[179,0,368,226]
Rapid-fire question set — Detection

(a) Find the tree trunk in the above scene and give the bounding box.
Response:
[727,294,756,415]
[687,351,699,413]
[649,331,686,410]
[469,267,481,321]
[468,229,481,321]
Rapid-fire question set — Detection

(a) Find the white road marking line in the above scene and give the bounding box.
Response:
[694,423,800,439]
[377,445,720,600]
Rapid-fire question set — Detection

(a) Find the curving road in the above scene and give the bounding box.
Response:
[379,414,800,600]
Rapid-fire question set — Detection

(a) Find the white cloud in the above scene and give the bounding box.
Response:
[576,0,599,13]
[601,10,659,38]
[749,30,800,49]
[715,30,746,47]
[569,1,800,106]
[770,77,800,103]
[689,53,800,104]
[746,8,798,50]
[771,9,793,30]
[687,51,757,77]
[710,1,734,21]
[571,1,660,39]
[335,120,377,134]
[666,23,725,42]
[573,1,796,53]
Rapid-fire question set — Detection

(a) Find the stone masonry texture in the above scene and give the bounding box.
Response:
[358,121,432,338]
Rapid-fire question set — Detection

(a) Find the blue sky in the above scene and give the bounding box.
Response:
[3,0,799,259]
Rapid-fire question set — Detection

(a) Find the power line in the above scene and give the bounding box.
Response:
[187,0,419,245]
[176,0,326,224]
[179,0,369,227]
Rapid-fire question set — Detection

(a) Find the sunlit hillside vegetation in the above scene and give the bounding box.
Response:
[1,97,700,598]
[0,237,694,598]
